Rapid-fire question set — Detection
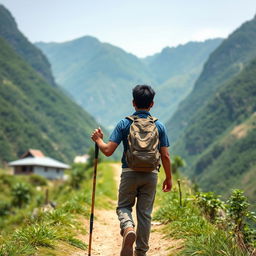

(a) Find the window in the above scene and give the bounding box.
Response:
[44,167,48,172]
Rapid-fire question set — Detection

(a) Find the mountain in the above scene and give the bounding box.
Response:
[167,15,256,203]
[143,39,223,84]
[144,39,223,121]
[36,38,221,127]
[0,4,56,86]
[174,58,256,202]
[0,7,100,165]
[36,37,154,128]
[166,16,256,142]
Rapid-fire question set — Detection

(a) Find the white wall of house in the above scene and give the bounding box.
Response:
[34,166,64,180]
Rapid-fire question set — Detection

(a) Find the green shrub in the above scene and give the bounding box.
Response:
[0,201,11,216]
[195,192,224,222]
[226,189,256,249]
[11,182,32,208]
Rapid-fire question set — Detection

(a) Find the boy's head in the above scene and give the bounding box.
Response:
[132,85,155,109]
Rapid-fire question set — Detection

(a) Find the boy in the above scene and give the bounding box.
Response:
[91,85,172,256]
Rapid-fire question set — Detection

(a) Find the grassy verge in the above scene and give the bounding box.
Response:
[154,169,254,256]
[0,162,117,256]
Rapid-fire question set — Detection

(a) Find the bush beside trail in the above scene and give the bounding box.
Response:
[154,169,256,256]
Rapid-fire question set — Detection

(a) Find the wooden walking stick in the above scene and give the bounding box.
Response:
[88,143,99,256]
[177,179,182,207]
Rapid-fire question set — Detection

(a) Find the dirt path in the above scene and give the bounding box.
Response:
[75,163,183,256]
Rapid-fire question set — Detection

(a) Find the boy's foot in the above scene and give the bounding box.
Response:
[120,227,136,256]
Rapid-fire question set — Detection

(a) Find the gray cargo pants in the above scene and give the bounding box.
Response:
[116,171,158,256]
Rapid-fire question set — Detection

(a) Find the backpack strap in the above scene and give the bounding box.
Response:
[126,115,158,122]
[125,115,137,122]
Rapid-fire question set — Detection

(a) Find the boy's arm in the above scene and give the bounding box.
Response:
[91,128,118,157]
[160,146,172,192]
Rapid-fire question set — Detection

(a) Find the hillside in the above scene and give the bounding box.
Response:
[36,39,221,127]
[0,36,99,165]
[145,39,223,120]
[143,39,223,84]
[173,58,256,202]
[0,4,56,86]
[166,15,256,142]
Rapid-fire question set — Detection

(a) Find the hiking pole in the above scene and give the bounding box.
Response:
[88,143,99,256]
[177,179,182,207]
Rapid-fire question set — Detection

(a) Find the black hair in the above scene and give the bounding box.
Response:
[132,85,155,109]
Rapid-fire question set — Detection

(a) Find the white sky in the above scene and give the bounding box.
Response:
[1,0,256,57]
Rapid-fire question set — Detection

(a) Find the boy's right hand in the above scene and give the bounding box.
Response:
[162,178,172,192]
[91,127,104,142]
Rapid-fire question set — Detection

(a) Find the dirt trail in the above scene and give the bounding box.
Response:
[75,163,183,256]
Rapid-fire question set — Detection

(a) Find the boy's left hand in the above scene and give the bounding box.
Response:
[91,128,104,142]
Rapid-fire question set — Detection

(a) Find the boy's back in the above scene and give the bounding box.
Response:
[91,85,172,256]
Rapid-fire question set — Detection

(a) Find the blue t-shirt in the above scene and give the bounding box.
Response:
[109,110,170,168]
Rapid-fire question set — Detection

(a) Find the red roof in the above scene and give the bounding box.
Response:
[21,149,45,159]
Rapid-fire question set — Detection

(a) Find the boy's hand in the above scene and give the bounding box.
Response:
[162,178,172,192]
[91,127,104,142]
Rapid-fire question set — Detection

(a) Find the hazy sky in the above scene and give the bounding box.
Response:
[1,0,256,57]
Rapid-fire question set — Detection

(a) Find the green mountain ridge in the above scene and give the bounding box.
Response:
[166,15,256,142]
[146,39,223,120]
[0,4,56,87]
[173,54,256,204]
[0,37,99,164]
[36,38,222,127]
[0,6,101,165]
[143,39,223,83]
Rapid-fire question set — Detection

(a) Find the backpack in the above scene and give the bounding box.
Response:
[125,115,161,172]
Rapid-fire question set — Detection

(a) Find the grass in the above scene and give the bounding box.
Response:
[0,162,117,255]
[153,168,251,256]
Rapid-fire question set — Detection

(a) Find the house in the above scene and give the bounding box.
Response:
[9,149,70,180]
[74,154,90,164]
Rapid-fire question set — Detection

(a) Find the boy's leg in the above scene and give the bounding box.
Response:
[135,173,158,256]
[116,172,137,234]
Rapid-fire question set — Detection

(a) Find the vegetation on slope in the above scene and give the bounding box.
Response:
[0,162,116,256]
[0,37,99,164]
[0,4,56,86]
[143,39,222,84]
[154,168,256,255]
[173,58,256,203]
[166,15,256,142]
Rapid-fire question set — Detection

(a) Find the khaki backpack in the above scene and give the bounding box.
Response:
[125,115,161,172]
